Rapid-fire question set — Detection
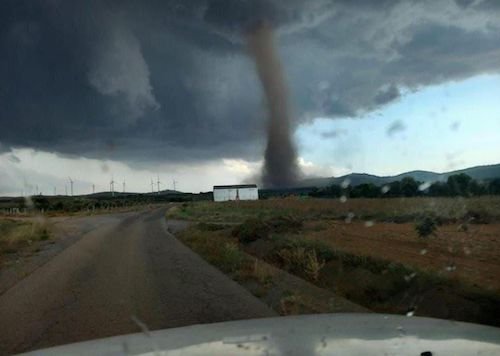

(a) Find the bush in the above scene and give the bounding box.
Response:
[463,208,492,224]
[280,293,303,315]
[277,247,325,280]
[304,249,325,281]
[196,222,227,231]
[232,215,303,244]
[216,242,244,273]
[266,215,303,233]
[415,213,438,238]
[232,218,270,243]
[39,228,50,241]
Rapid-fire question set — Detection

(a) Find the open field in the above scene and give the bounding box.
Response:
[170,197,500,326]
[168,196,500,223]
[0,192,211,217]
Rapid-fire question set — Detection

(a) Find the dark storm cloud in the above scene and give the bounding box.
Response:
[1,0,500,163]
[374,85,401,105]
[386,120,406,137]
[321,129,348,139]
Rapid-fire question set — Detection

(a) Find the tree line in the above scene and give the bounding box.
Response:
[309,174,500,199]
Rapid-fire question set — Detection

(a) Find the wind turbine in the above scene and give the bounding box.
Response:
[156,175,161,195]
[22,177,28,197]
[122,179,126,193]
[92,184,95,194]
[150,178,154,193]
[65,185,68,196]
[173,179,178,191]
[110,176,115,197]
[54,186,57,196]
[68,177,74,196]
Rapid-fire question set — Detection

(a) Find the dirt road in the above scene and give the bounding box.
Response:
[0,207,274,354]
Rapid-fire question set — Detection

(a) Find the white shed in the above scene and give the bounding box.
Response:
[213,184,259,202]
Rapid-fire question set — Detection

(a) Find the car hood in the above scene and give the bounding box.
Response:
[22,313,500,355]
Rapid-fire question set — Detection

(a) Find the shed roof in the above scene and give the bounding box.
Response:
[213,184,257,189]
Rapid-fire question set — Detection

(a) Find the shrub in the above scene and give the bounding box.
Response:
[232,215,303,244]
[280,294,303,315]
[232,218,270,243]
[304,249,325,281]
[463,208,492,224]
[196,222,227,231]
[251,259,274,285]
[39,228,50,241]
[266,215,303,233]
[217,242,244,273]
[415,213,438,238]
[277,247,325,280]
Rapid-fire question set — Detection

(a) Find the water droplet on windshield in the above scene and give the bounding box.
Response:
[341,179,351,189]
[364,220,374,227]
[418,182,431,191]
[345,212,355,223]
[445,265,456,272]
[406,310,415,317]
[404,272,417,282]
[340,195,347,203]
[420,249,427,255]
[381,185,390,194]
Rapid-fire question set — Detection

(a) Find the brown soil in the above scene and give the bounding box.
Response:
[306,220,500,292]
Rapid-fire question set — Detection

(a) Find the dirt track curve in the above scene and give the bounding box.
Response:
[0,207,274,354]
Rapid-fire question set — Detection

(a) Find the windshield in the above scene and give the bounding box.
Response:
[1,0,500,354]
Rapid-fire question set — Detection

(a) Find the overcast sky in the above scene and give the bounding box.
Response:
[1,0,500,195]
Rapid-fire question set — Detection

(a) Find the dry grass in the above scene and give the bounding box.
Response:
[277,247,325,281]
[177,226,244,276]
[0,218,52,261]
[171,197,500,326]
[279,293,304,315]
[168,196,500,224]
[250,259,274,285]
[176,223,366,316]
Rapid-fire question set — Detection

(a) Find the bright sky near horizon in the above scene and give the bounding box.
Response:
[1,74,499,196]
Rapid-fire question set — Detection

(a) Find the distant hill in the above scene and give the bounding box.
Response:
[299,164,500,188]
[86,189,182,198]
